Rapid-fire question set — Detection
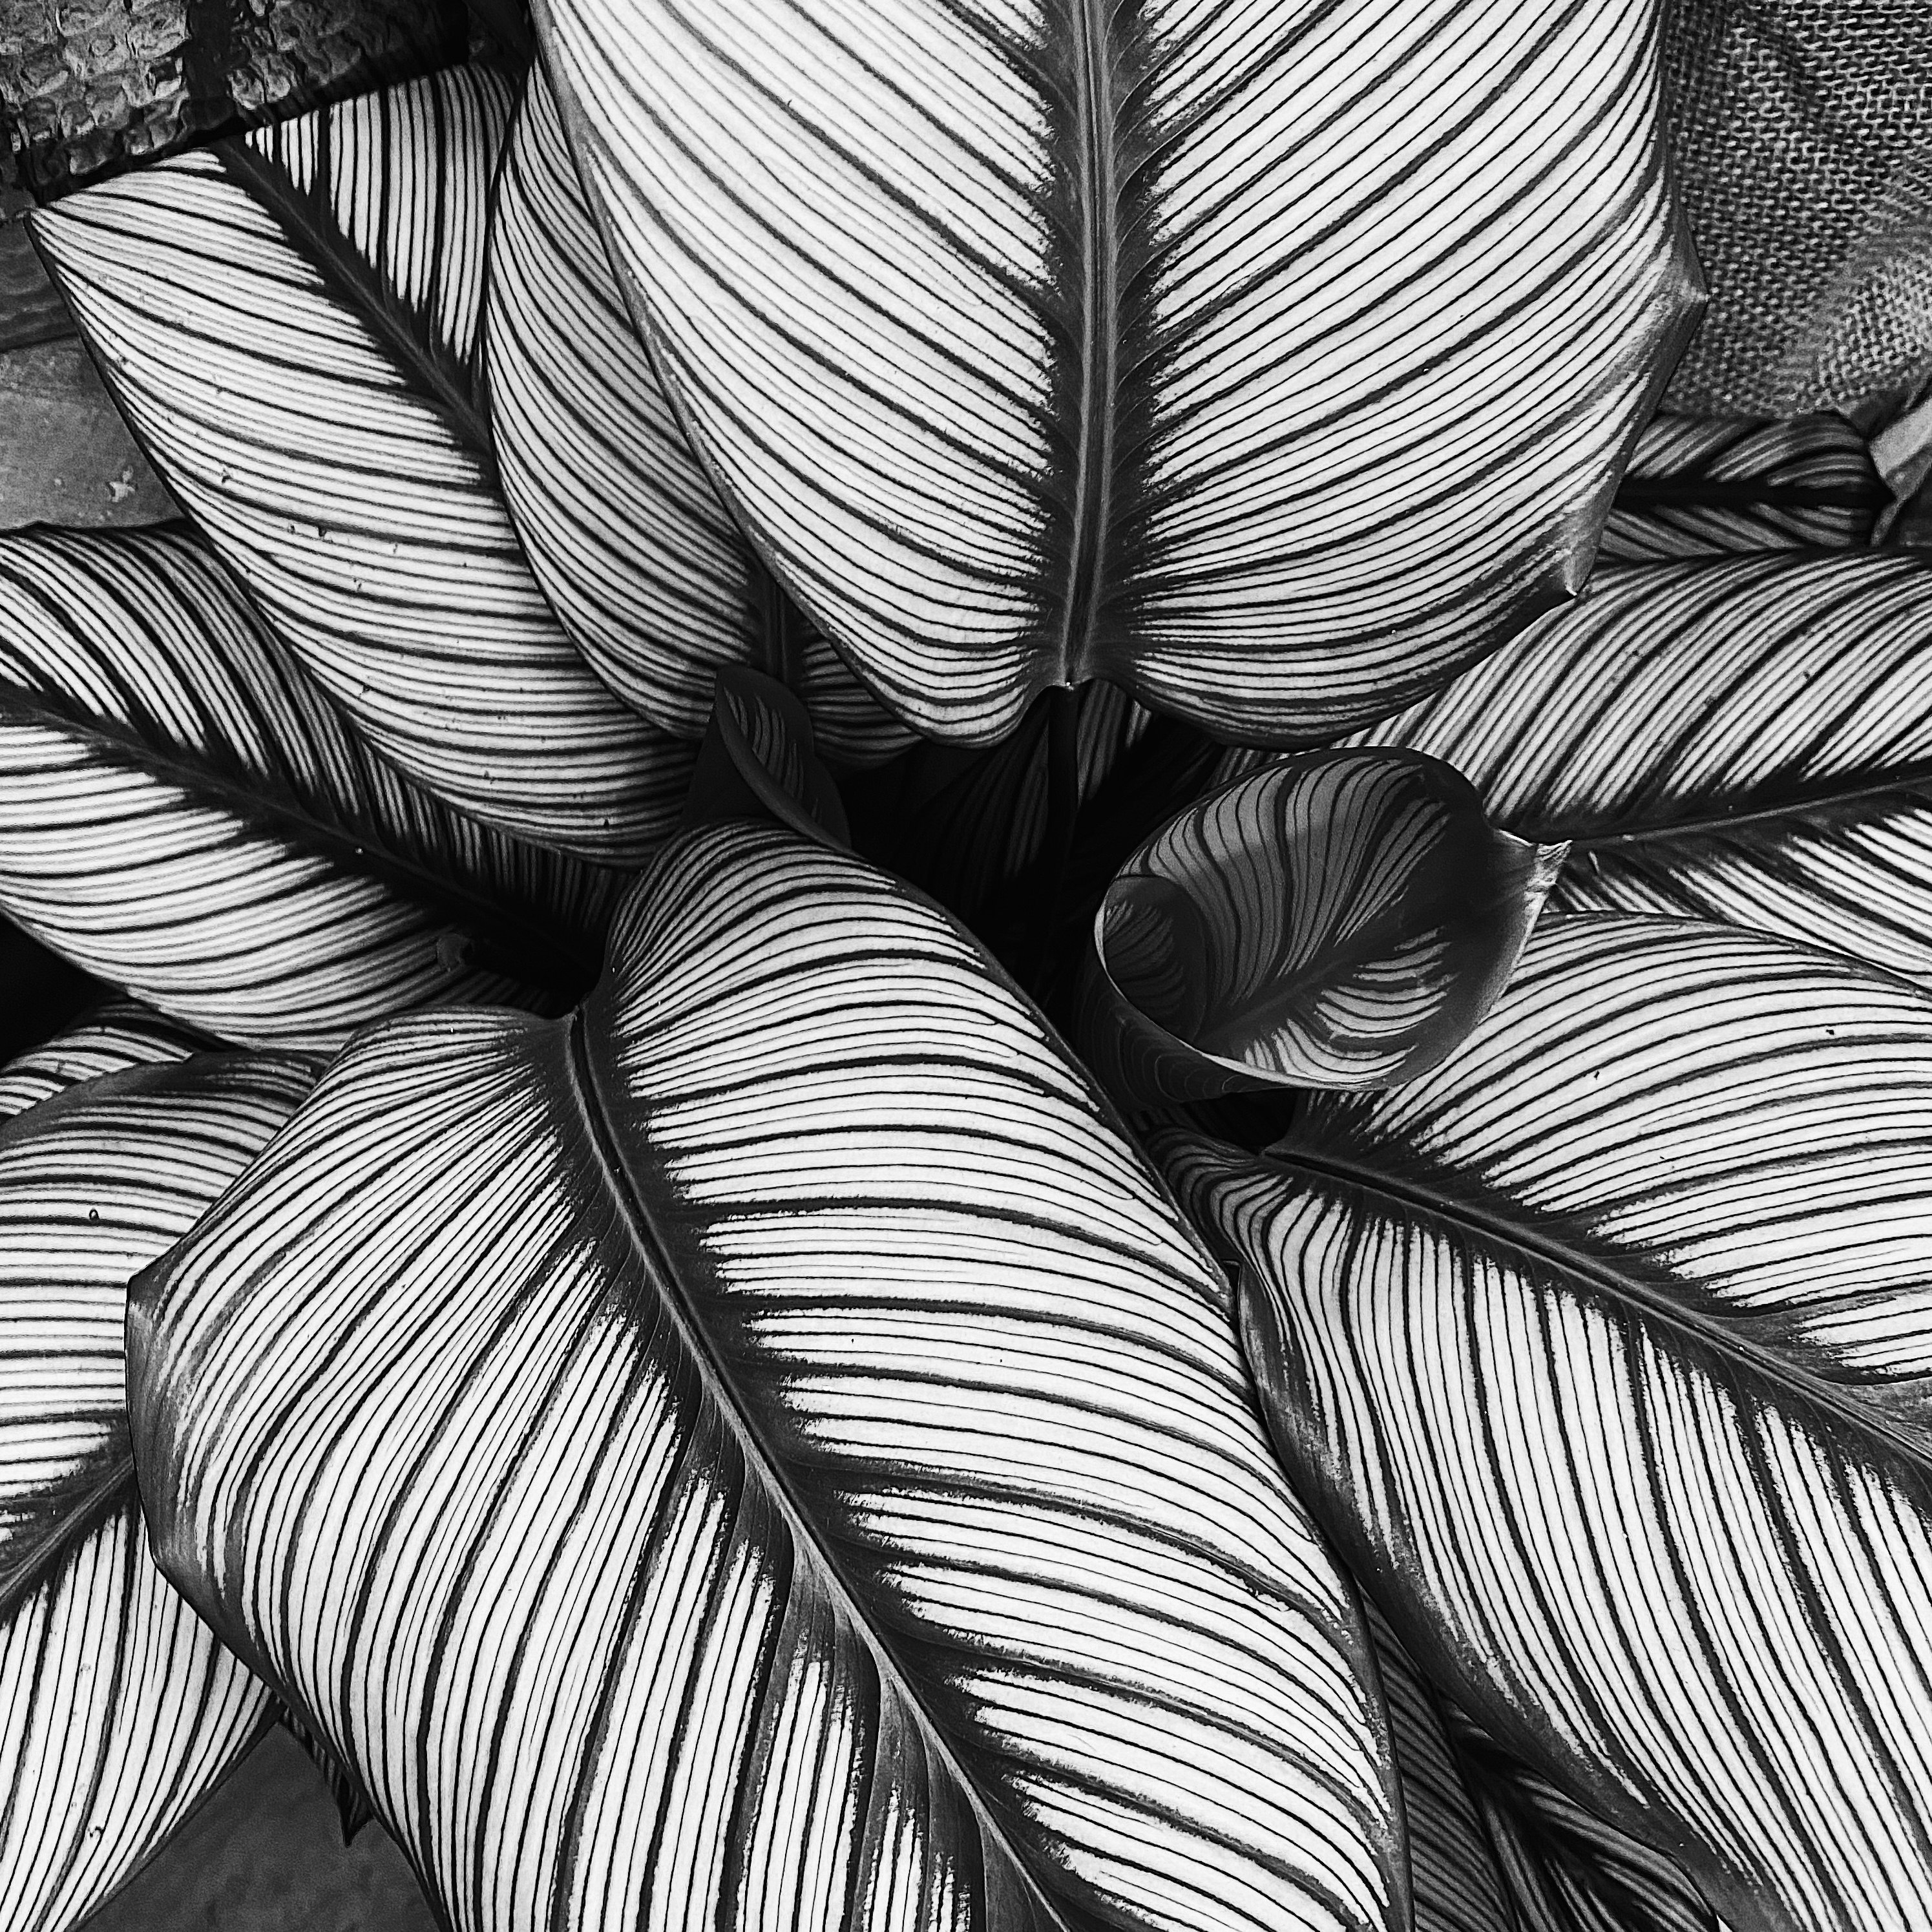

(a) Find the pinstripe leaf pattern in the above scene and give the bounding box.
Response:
[487,65,914,762]
[536,0,1699,745]
[0,525,629,1051]
[1369,1597,1720,1932]
[1601,416,1884,562]
[28,67,695,862]
[0,1002,208,1125]
[1077,755,1566,1104]
[128,821,1405,1932]
[1349,551,1932,986]
[1155,916,1932,1932]
[1364,1601,1515,1932]
[0,1053,311,1932]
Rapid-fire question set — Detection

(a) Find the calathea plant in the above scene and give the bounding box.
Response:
[0,3,1926,1930]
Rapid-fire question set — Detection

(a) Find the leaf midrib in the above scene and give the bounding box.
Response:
[0,1449,137,1619]
[1549,761,1932,852]
[1257,1140,1932,1486]
[0,684,598,990]
[215,140,496,465]
[1060,0,1119,685]
[559,1014,1081,1932]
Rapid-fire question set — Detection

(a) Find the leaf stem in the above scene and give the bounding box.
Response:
[1027,686,1082,997]
[751,558,806,691]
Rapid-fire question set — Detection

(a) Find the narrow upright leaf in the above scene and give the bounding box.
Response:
[0,1055,310,1932]
[1159,917,1932,1932]
[539,0,1698,743]
[857,680,1156,928]
[1079,754,1565,1104]
[0,526,623,1049]
[131,823,1404,1932]
[1363,1598,1515,1932]
[680,667,851,848]
[486,65,913,761]
[1369,1597,1719,1932]
[29,67,693,861]
[1352,551,1932,984]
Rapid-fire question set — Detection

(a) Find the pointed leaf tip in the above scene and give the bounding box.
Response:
[1077,751,1565,1105]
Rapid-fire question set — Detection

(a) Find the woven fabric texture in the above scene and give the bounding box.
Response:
[1664,0,1932,421]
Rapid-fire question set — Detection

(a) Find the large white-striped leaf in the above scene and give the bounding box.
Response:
[1077,754,1564,1104]
[1601,415,1884,562]
[28,66,694,861]
[0,1053,310,1931]
[1156,916,1932,1931]
[129,821,1404,1932]
[486,64,914,762]
[1349,551,1932,985]
[0,525,624,1051]
[537,0,1699,746]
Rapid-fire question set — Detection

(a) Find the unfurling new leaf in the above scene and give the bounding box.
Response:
[1077,751,1566,1104]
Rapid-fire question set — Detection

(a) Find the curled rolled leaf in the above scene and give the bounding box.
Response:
[1077,751,1566,1104]
[680,666,851,849]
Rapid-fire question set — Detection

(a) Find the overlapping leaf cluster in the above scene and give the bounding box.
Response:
[0,8,1929,1932]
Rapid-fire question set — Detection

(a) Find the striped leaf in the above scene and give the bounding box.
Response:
[0,1053,311,1932]
[28,66,694,862]
[1369,1598,1720,1932]
[1156,916,1932,1931]
[536,0,1699,746]
[1350,551,1932,986]
[0,525,624,1051]
[1077,754,1566,1104]
[0,1001,209,1124]
[128,821,1405,1932]
[486,65,913,762]
[1364,1599,1515,1932]
[1601,415,1884,562]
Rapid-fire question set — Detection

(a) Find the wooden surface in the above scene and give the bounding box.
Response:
[79,1727,441,1931]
